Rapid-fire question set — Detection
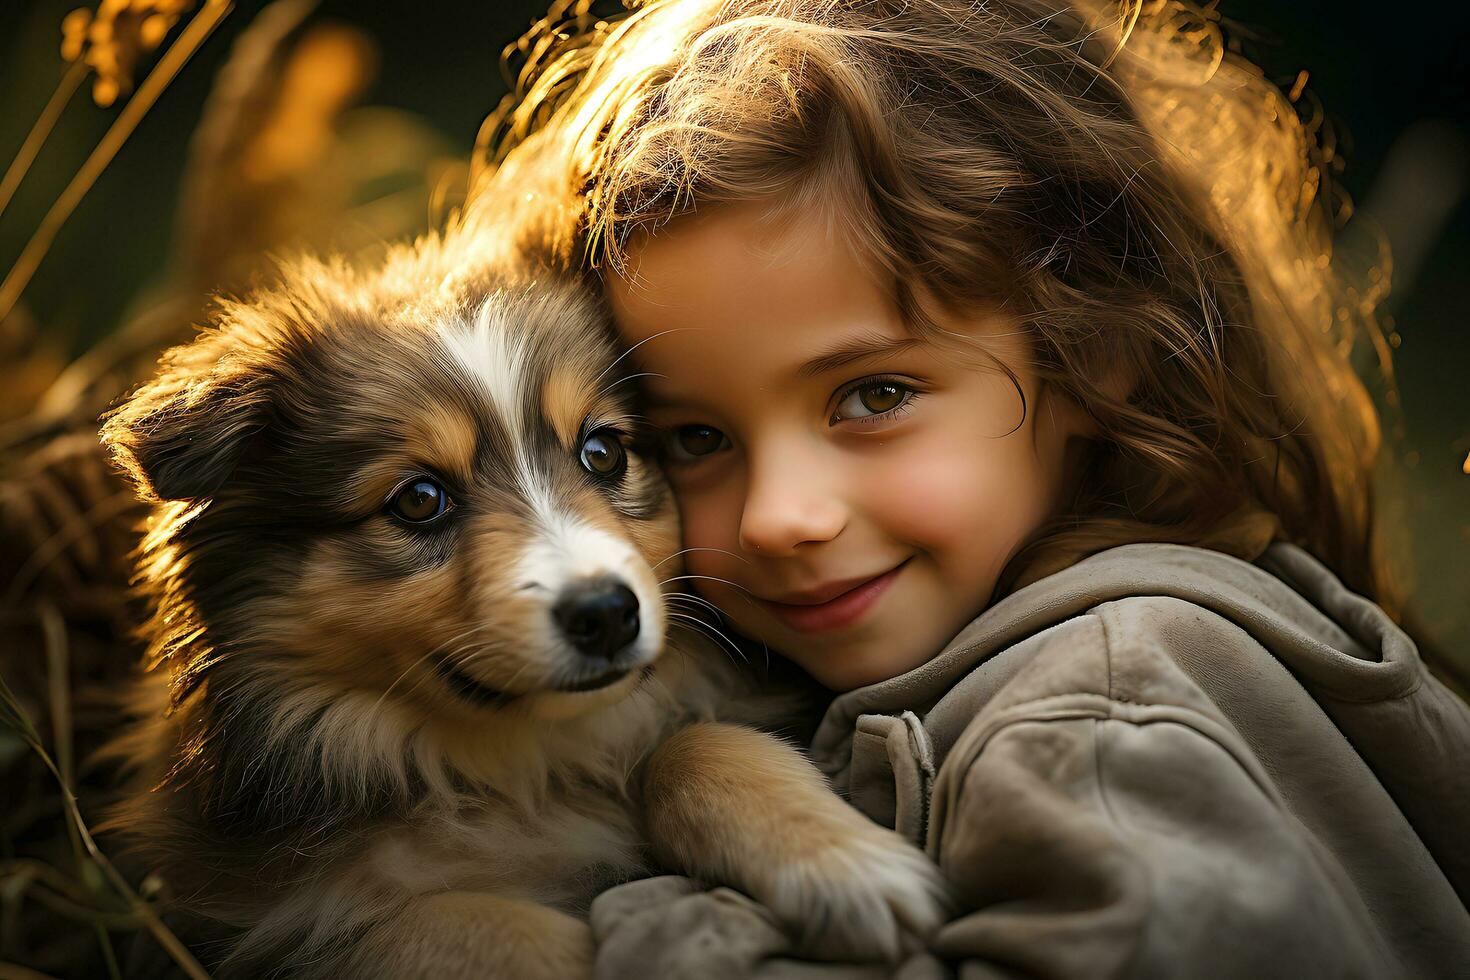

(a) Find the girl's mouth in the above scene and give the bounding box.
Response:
[760,559,910,633]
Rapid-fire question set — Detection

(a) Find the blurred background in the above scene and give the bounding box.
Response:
[0,0,1465,975]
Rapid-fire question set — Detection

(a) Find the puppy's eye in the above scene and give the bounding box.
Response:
[388,478,451,523]
[579,428,627,480]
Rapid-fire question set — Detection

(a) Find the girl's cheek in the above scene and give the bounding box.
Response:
[867,457,976,546]
[859,427,1042,552]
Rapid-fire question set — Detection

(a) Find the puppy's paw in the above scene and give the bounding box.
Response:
[761,824,951,963]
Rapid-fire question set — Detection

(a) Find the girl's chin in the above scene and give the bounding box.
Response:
[788,640,933,692]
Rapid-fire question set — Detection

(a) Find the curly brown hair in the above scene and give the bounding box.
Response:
[474,0,1404,621]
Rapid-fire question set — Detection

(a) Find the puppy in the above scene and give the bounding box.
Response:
[99,221,948,979]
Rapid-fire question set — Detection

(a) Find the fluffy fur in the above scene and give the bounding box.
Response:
[99,218,947,978]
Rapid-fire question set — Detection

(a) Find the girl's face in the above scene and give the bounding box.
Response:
[606,200,1092,690]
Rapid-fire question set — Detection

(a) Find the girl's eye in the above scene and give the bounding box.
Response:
[580,428,628,480]
[832,380,916,423]
[388,478,451,524]
[662,424,730,463]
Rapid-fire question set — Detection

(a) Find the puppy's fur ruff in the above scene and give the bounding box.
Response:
[100,216,947,978]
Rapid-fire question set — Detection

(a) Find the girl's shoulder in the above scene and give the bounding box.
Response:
[813,540,1470,925]
[821,539,1436,743]
[942,537,1434,713]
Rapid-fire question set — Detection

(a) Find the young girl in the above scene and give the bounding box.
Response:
[478,0,1470,974]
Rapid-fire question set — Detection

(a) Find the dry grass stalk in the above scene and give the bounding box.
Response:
[0,1,234,327]
[61,0,198,109]
[0,63,87,223]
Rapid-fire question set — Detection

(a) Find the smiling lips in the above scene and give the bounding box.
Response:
[760,559,910,633]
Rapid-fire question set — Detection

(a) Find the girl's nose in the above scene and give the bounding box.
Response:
[737,447,846,556]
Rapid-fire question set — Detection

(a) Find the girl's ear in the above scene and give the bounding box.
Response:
[1052,358,1139,442]
[102,338,276,503]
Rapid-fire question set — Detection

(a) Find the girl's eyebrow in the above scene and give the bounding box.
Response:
[796,335,924,379]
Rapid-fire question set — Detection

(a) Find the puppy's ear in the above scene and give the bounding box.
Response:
[103,334,276,503]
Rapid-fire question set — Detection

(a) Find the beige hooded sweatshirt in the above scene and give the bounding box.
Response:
[591,541,1470,979]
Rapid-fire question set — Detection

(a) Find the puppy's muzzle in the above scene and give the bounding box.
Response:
[553,576,641,663]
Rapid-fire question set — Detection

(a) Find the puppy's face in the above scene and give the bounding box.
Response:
[107,274,679,723]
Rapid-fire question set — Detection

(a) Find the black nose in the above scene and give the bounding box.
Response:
[553,580,640,660]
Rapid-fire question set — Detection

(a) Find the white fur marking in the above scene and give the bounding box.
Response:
[439,298,528,432]
[438,304,570,526]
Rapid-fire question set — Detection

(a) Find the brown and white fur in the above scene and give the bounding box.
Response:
[99,217,948,978]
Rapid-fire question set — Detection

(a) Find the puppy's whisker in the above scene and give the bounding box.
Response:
[370,624,499,719]
[590,326,690,388]
[438,639,507,676]
[667,591,730,622]
[437,638,547,700]
[652,547,751,570]
[652,548,697,571]
[659,574,768,618]
[428,624,500,658]
[667,602,738,642]
[593,371,662,403]
[659,573,753,595]
[668,613,748,666]
[371,658,430,717]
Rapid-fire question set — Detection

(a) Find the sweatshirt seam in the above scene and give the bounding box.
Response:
[942,698,1291,826]
[944,711,1291,873]
[1093,609,1121,823]
[1092,593,1424,705]
[1100,607,1116,703]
